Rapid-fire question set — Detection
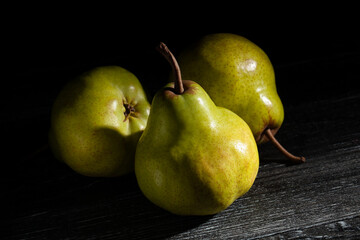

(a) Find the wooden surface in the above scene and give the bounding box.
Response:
[3,89,360,239]
[2,18,360,239]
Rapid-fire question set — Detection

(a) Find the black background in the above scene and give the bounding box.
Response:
[4,8,359,104]
[3,10,359,160]
[2,6,360,239]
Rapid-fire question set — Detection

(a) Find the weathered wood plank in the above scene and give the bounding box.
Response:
[2,92,360,239]
[260,216,360,240]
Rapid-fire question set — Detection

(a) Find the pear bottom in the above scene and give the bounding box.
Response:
[135,100,259,215]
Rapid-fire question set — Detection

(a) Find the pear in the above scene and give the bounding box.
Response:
[135,43,259,215]
[177,33,305,163]
[49,66,150,177]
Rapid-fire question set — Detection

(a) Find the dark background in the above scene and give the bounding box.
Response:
[3,11,359,161]
[2,6,360,239]
[4,9,359,103]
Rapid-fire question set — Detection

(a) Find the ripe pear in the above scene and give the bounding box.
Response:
[49,66,150,177]
[177,33,305,163]
[135,43,259,216]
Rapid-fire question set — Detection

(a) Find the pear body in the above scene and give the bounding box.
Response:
[177,33,284,143]
[49,66,150,177]
[135,80,259,215]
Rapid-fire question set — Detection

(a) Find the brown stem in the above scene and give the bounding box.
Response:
[265,128,306,163]
[156,42,184,94]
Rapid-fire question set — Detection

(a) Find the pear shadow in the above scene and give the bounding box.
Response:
[258,144,305,167]
[259,156,302,166]
[91,127,143,176]
[104,194,214,239]
[59,171,214,239]
[4,125,213,239]
[84,129,213,239]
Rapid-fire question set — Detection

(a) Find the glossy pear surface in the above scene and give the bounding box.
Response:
[177,33,284,143]
[49,66,150,177]
[135,80,259,215]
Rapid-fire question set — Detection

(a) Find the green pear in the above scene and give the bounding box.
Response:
[135,43,259,215]
[177,33,305,163]
[49,66,150,177]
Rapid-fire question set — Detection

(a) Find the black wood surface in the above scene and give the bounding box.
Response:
[2,12,360,239]
[3,91,359,239]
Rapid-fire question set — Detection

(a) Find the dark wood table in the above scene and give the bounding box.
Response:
[2,24,360,239]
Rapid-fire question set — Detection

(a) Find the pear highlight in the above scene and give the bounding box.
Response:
[135,43,259,215]
[177,33,305,163]
[49,66,151,177]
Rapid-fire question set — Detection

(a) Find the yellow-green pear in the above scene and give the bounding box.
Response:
[177,33,305,163]
[135,43,259,215]
[49,66,150,177]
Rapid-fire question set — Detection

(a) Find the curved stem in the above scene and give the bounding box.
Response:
[265,128,306,163]
[157,42,184,94]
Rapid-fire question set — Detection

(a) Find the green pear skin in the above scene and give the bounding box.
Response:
[135,80,259,215]
[177,33,284,143]
[49,66,150,177]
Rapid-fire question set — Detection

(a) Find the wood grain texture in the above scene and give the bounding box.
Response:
[2,92,359,240]
[2,13,360,239]
[1,49,360,240]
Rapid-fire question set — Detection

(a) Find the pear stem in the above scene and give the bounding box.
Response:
[157,42,184,94]
[265,129,306,164]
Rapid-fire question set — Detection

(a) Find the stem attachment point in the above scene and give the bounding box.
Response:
[157,42,184,94]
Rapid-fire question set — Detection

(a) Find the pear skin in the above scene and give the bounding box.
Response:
[177,33,284,144]
[135,81,259,215]
[49,66,150,177]
[135,43,259,215]
[177,33,305,162]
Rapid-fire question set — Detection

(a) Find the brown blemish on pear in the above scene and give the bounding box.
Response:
[257,113,279,143]
[123,101,136,122]
[164,80,198,99]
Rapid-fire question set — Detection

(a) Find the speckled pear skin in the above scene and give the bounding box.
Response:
[49,66,150,177]
[135,80,259,216]
[177,33,284,143]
